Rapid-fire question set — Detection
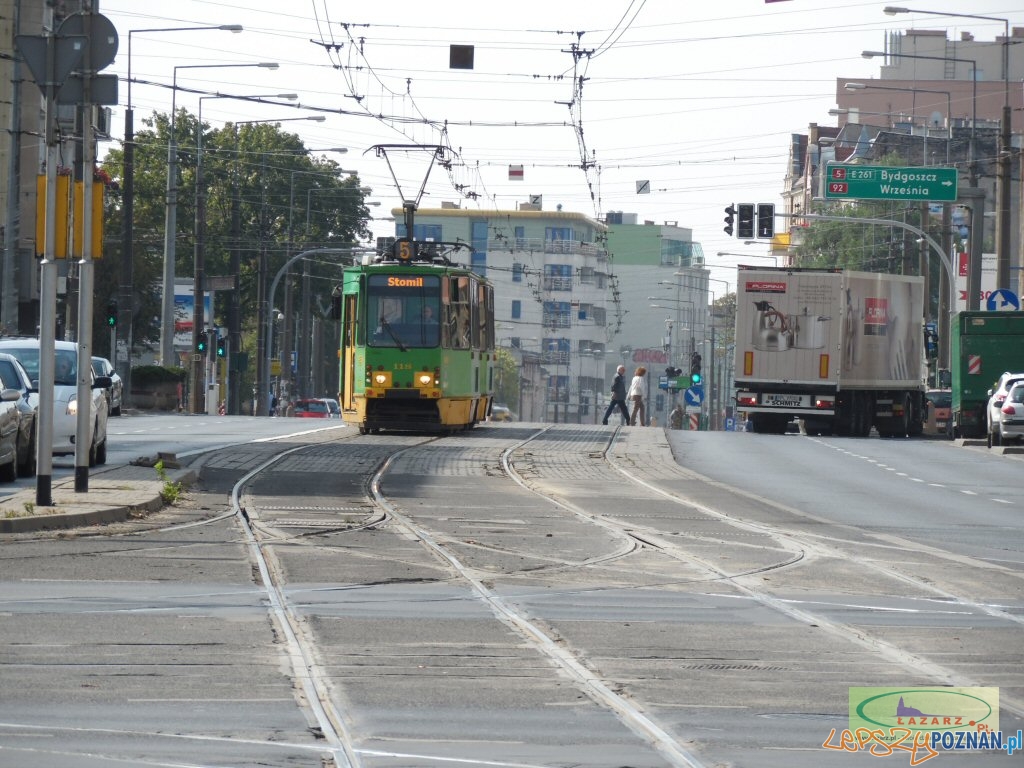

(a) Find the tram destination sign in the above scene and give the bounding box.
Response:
[824,164,958,202]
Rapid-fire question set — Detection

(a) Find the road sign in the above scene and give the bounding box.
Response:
[986,288,1020,312]
[684,386,704,406]
[824,164,958,202]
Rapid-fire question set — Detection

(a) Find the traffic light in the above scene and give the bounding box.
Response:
[665,366,682,378]
[196,331,208,354]
[216,335,226,358]
[690,352,703,385]
[105,300,117,328]
[757,203,775,238]
[924,322,938,359]
[737,203,755,240]
[723,205,736,236]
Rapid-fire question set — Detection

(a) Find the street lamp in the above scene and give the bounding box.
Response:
[884,6,1013,293]
[844,82,952,165]
[160,61,279,367]
[191,91,298,414]
[861,50,977,182]
[224,115,329,414]
[121,23,242,398]
[716,250,778,266]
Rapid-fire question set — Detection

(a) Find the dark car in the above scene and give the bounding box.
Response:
[91,357,123,416]
[0,352,36,479]
[293,398,331,418]
[922,389,951,436]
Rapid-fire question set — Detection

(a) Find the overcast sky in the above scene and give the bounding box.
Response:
[97,1,1024,291]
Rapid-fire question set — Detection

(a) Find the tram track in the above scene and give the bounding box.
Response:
[222,424,1023,766]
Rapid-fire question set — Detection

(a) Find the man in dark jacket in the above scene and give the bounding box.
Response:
[602,364,630,425]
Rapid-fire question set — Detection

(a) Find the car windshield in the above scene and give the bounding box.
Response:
[0,359,26,392]
[926,392,951,409]
[1009,385,1024,404]
[2,346,77,385]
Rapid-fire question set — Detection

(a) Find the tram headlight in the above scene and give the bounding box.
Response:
[373,372,390,386]
[417,372,433,386]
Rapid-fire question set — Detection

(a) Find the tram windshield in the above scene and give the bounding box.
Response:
[367,273,442,348]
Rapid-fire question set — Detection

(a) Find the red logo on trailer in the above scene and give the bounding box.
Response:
[863,297,889,336]
[745,281,787,294]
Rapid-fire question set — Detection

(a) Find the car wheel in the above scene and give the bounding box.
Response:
[95,436,107,465]
[992,429,1002,447]
[0,453,16,483]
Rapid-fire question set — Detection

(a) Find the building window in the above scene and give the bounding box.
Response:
[514,226,526,249]
[543,264,573,292]
[542,301,571,329]
[512,262,523,282]
[511,300,521,319]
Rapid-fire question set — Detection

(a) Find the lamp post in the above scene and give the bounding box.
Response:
[191,92,298,414]
[299,188,375,397]
[716,250,778,266]
[844,82,953,165]
[283,161,353,400]
[122,24,242,399]
[159,61,279,369]
[227,116,328,415]
[863,49,984,309]
[861,50,978,182]
[884,6,1013,293]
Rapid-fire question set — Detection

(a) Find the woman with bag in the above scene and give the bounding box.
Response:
[628,366,647,426]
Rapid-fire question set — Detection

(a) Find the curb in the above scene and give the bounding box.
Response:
[0,467,196,534]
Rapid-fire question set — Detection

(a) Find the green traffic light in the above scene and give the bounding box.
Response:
[691,373,702,386]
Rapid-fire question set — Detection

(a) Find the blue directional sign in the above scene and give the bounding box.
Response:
[684,386,704,406]
[986,289,1020,312]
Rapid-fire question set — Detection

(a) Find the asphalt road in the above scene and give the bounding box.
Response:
[1,423,1021,767]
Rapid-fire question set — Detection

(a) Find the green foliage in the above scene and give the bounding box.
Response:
[97,108,376,370]
[153,459,183,505]
[493,348,520,409]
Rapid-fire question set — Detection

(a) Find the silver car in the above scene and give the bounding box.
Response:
[0,339,110,464]
[991,382,1024,446]
[0,352,37,478]
[987,371,1024,448]
[92,357,123,416]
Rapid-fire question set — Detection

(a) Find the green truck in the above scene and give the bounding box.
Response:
[950,311,1024,438]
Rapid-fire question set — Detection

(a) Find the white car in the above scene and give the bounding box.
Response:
[986,371,1024,448]
[0,339,111,464]
[991,382,1024,445]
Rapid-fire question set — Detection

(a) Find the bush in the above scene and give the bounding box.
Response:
[130,365,187,388]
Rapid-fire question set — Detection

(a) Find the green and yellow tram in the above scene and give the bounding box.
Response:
[337,242,496,433]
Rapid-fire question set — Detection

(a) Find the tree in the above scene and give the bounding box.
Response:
[97,109,374,391]
[493,348,520,410]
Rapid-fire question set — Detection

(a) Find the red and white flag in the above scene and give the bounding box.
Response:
[509,164,524,181]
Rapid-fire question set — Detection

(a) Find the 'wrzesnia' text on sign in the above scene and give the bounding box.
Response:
[825,164,958,202]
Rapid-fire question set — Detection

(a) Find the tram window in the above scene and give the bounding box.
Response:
[447,276,471,349]
[366,274,441,348]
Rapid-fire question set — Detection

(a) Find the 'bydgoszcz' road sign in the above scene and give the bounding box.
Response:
[825,164,958,202]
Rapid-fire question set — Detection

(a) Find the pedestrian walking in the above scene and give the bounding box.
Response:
[628,366,647,426]
[602,364,630,425]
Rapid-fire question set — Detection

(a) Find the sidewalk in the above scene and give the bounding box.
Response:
[0,460,195,534]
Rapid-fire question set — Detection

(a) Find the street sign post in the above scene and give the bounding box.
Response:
[824,164,958,202]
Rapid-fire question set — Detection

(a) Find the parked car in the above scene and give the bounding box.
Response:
[987,371,1024,447]
[0,352,37,477]
[489,403,513,422]
[91,356,123,416]
[293,398,331,418]
[922,389,951,436]
[0,338,110,464]
[991,382,1024,446]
